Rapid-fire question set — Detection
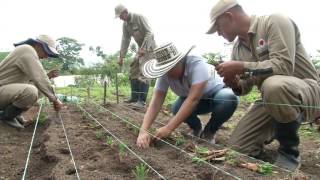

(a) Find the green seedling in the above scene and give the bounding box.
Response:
[175,135,186,146]
[225,150,239,166]
[258,162,273,175]
[95,131,103,140]
[89,122,98,129]
[196,146,209,155]
[192,156,205,165]
[106,136,114,146]
[133,163,149,180]
[118,143,127,158]
[131,126,140,135]
[38,111,47,125]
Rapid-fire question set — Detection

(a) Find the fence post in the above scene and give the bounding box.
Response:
[116,74,119,104]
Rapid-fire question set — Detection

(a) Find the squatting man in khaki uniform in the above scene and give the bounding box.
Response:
[115,4,157,107]
[136,43,238,148]
[206,0,320,171]
[0,35,63,129]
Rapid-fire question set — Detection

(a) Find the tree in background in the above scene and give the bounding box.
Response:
[58,37,85,72]
[311,50,320,70]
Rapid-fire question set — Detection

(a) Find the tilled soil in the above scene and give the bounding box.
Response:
[0,101,319,179]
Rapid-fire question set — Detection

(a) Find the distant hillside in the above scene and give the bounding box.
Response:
[0,52,9,62]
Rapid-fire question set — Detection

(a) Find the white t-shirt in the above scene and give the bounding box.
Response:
[155,55,224,98]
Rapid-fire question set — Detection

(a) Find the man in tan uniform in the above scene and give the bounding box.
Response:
[115,4,157,107]
[206,0,320,171]
[0,35,63,129]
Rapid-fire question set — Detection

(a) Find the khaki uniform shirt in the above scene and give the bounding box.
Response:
[0,45,57,101]
[120,12,156,58]
[231,14,319,95]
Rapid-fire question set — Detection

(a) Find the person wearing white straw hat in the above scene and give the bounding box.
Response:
[0,35,63,129]
[206,0,320,171]
[115,4,157,108]
[136,42,238,148]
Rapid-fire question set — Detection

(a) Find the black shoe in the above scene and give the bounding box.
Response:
[200,130,216,145]
[0,105,25,129]
[275,151,301,171]
[274,115,302,171]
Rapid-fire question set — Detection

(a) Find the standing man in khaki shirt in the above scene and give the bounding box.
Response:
[206,0,320,171]
[0,35,63,129]
[115,4,157,107]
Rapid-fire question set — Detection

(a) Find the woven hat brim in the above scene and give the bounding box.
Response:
[142,45,195,79]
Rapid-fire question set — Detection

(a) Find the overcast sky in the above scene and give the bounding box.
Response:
[1,0,319,65]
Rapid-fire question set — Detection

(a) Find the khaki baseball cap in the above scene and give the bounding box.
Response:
[114,4,127,18]
[206,0,239,34]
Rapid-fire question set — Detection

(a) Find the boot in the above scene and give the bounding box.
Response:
[274,115,302,171]
[124,79,138,103]
[0,105,25,129]
[138,81,149,104]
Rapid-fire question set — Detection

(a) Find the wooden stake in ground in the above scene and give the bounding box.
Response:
[104,81,107,105]
[116,73,119,104]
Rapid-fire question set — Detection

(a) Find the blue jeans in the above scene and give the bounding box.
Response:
[172,88,239,134]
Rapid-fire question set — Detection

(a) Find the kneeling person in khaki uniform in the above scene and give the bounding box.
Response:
[206,0,320,171]
[0,35,63,129]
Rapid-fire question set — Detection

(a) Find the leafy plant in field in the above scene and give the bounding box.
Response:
[89,122,97,129]
[196,146,209,155]
[106,136,114,146]
[118,143,127,158]
[225,150,240,166]
[133,163,149,180]
[133,127,140,135]
[258,162,273,175]
[38,111,47,125]
[175,135,186,146]
[95,131,103,140]
[192,156,205,165]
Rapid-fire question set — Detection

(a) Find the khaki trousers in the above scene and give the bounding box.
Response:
[0,83,38,109]
[229,75,320,156]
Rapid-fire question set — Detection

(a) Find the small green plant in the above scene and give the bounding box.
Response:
[192,156,205,165]
[133,127,139,135]
[118,143,127,157]
[106,136,114,146]
[133,163,149,180]
[95,131,103,140]
[38,111,47,125]
[175,135,186,146]
[225,150,239,166]
[258,162,273,175]
[196,146,209,155]
[89,122,98,129]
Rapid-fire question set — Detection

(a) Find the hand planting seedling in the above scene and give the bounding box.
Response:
[132,163,149,180]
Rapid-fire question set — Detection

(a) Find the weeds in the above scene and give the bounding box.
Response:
[132,163,149,180]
